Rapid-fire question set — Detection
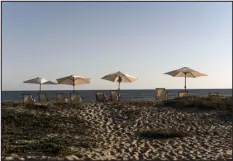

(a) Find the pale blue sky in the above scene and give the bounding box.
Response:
[2,2,232,91]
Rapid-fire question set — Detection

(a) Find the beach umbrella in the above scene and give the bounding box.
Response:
[23,77,57,92]
[101,71,138,91]
[56,75,90,93]
[164,67,207,91]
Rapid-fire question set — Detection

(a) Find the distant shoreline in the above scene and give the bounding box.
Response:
[2,89,232,102]
[2,88,232,92]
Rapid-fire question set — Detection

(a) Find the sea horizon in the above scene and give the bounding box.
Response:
[2,88,232,92]
[2,88,232,102]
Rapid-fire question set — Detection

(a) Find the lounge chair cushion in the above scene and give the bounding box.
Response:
[178,91,188,97]
[70,93,81,104]
[39,93,48,102]
[96,92,105,102]
[155,88,167,100]
[56,93,65,102]
[110,90,119,101]
[23,94,35,104]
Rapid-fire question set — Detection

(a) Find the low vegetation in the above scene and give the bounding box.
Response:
[2,103,96,157]
[164,96,232,110]
[2,96,232,158]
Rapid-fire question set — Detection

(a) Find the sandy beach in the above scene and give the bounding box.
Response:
[2,98,232,160]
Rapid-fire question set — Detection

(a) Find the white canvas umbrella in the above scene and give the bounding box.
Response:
[164,67,207,91]
[23,77,57,91]
[101,71,138,91]
[56,75,90,93]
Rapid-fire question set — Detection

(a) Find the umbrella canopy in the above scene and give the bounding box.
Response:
[56,75,90,92]
[101,71,138,90]
[164,67,207,91]
[23,77,57,91]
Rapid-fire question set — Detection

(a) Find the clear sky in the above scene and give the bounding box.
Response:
[2,2,232,91]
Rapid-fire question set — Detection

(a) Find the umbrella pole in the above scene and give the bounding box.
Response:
[73,77,75,93]
[73,78,74,93]
[118,82,121,98]
[184,73,187,91]
[118,82,120,91]
[39,84,41,92]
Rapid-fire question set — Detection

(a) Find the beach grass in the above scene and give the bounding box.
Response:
[2,103,96,157]
[164,96,232,110]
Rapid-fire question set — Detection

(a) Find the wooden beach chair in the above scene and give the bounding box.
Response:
[155,88,168,101]
[155,88,168,105]
[56,93,66,103]
[70,93,81,104]
[39,93,48,102]
[96,92,105,102]
[208,92,219,97]
[207,92,220,99]
[110,90,120,101]
[23,94,35,105]
[178,91,188,97]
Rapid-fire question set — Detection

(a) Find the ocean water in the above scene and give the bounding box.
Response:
[1,89,232,102]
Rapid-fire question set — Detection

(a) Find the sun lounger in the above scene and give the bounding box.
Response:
[23,94,35,105]
[155,88,168,101]
[96,92,106,102]
[110,90,120,101]
[178,91,188,97]
[207,92,220,99]
[38,93,48,102]
[208,92,219,96]
[70,93,81,104]
[56,93,67,103]
[154,88,168,105]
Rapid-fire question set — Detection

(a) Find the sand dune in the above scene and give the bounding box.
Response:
[2,101,232,160]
